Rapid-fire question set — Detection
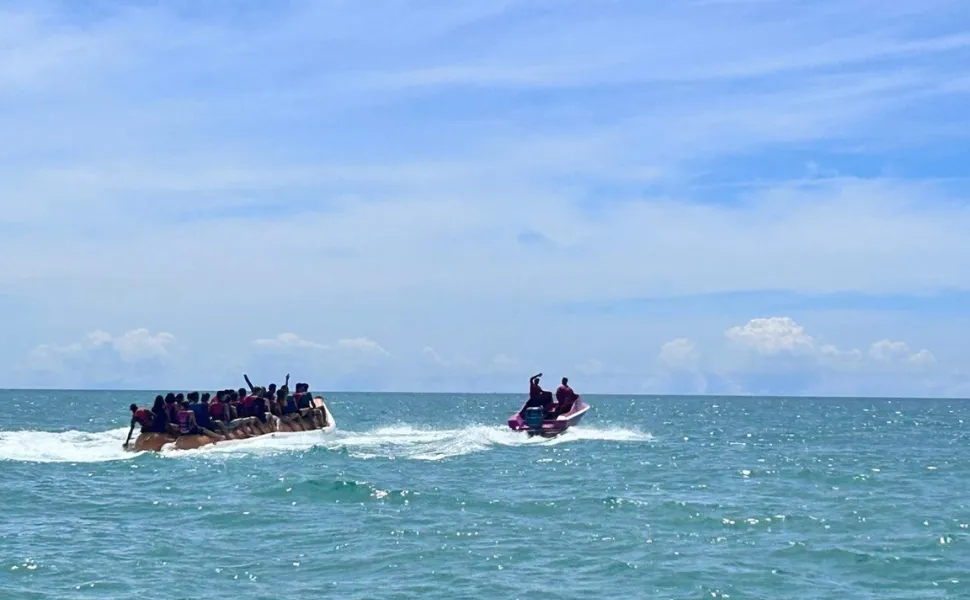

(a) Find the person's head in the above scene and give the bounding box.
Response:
[297,383,308,393]
[268,383,277,393]
[215,390,225,402]
[276,388,286,401]
[152,395,165,411]
[187,391,199,402]
[562,377,568,385]
[238,387,247,398]
[165,392,176,404]
[129,403,138,413]
[175,393,185,403]
[201,392,210,403]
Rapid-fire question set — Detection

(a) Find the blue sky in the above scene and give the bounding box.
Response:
[2,0,970,396]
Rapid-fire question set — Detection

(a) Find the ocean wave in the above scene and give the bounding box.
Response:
[0,424,653,463]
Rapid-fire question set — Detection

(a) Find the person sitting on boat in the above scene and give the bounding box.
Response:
[274,387,305,431]
[224,390,261,436]
[164,392,179,423]
[191,391,232,438]
[248,388,274,433]
[294,382,328,427]
[176,399,222,442]
[208,391,234,435]
[123,403,155,448]
[554,377,578,416]
[150,395,176,435]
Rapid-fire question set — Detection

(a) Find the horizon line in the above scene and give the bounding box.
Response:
[0,388,965,402]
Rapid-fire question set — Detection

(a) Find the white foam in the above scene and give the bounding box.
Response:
[236,424,654,461]
[0,428,140,463]
[0,424,652,463]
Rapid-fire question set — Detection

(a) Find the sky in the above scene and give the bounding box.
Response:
[2,0,970,396]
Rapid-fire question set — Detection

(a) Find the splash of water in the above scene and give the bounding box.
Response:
[0,424,653,463]
[0,428,139,463]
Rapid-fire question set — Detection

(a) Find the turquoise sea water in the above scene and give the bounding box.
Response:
[1,391,968,599]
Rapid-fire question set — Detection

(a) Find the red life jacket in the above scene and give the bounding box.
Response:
[134,408,153,427]
[209,401,225,420]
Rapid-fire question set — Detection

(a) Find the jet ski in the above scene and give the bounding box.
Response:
[507,392,591,438]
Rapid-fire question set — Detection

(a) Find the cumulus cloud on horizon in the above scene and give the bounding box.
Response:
[10,316,960,397]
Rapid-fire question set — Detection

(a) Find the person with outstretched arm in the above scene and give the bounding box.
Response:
[523,373,546,409]
[123,403,155,449]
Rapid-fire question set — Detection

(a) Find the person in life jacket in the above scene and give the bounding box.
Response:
[222,389,260,436]
[241,388,273,434]
[176,400,223,443]
[124,403,155,448]
[191,391,233,438]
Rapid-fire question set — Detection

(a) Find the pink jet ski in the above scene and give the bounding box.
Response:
[507,391,591,438]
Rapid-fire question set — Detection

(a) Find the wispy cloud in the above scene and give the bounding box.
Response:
[2,0,969,393]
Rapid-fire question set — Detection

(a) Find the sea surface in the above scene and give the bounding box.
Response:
[0,391,968,599]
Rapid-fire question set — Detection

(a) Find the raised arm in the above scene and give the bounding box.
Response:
[243,373,255,393]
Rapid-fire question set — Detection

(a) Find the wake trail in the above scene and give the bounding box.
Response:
[0,424,653,464]
[0,428,137,463]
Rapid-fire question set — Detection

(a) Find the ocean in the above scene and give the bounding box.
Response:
[1,391,967,599]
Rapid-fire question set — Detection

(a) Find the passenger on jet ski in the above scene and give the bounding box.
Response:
[554,377,578,416]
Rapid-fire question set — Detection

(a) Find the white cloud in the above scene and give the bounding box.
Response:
[722,317,938,372]
[868,339,937,366]
[335,337,390,355]
[252,332,328,351]
[868,339,912,361]
[659,338,699,368]
[24,328,177,387]
[28,328,175,369]
[251,333,387,355]
[725,317,815,355]
[909,349,937,365]
[422,346,446,365]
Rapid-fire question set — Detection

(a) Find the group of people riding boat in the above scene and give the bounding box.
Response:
[124,373,328,448]
[525,373,580,417]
